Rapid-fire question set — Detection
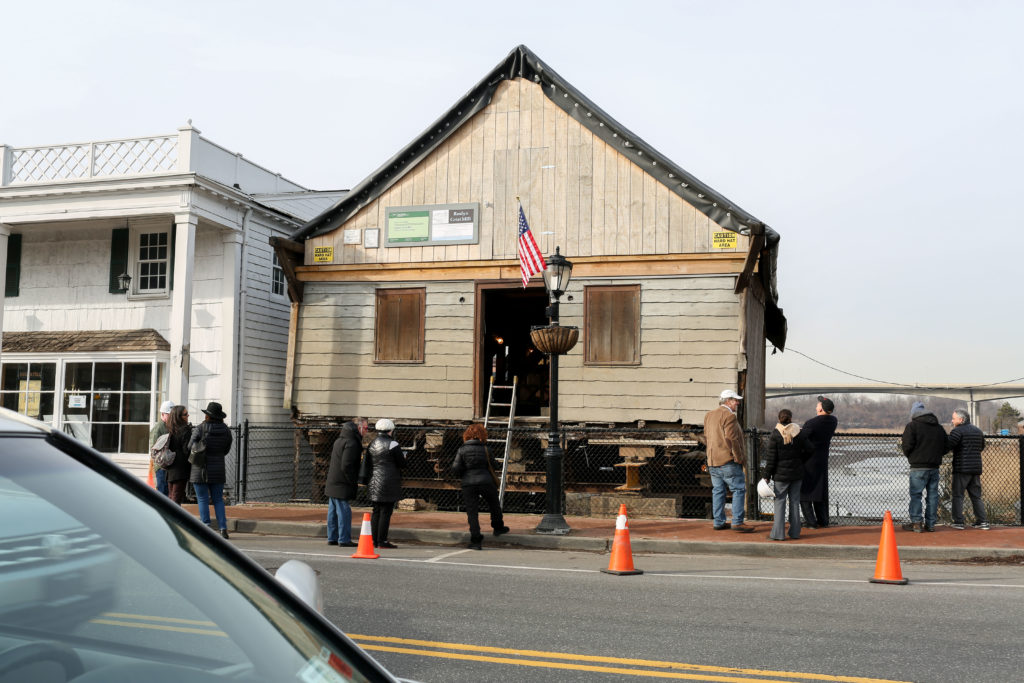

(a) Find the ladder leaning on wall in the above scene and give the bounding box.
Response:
[483,375,517,506]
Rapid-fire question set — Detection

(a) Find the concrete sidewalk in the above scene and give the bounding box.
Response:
[185,503,1024,562]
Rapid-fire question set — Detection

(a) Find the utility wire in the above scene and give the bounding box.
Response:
[769,344,1024,390]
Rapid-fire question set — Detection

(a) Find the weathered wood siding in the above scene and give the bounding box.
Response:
[293,275,741,425]
[306,78,748,265]
[293,281,476,420]
[741,279,767,429]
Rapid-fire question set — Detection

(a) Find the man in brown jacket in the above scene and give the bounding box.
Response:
[703,389,754,532]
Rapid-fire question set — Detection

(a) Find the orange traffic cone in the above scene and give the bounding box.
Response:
[601,504,642,575]
[147,460,156,488]
[869,510,908,585]
[351,512,380,559]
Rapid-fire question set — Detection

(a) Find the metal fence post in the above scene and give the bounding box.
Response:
[241,419,250,504]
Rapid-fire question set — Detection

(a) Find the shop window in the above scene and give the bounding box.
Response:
[584,284,641,365]
[62,361,160,453]
[0,362,56,421]
[374,288,425,363]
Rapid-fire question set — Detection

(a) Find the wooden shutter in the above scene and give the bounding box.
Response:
[374,288,425,363]
[109,228,130,294]
[5,234,21,298]
[584,285,641,365]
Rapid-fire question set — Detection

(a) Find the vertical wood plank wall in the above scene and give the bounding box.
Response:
[305,78,748,264]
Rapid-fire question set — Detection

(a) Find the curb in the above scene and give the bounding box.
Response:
[228,519,1022,561]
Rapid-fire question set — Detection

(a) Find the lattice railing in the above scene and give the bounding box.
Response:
[7,135,178,183]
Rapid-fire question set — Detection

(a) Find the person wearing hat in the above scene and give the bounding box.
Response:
[189,401,234,539]
[900,401,946,532]
[702,389,755,532]
[149,399,175,497]
[800,395,839,529]
[358,418,406,549]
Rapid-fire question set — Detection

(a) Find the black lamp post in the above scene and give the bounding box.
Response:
[530,247,577,535]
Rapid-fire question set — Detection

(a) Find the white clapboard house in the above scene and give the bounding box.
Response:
[0,125,344,476]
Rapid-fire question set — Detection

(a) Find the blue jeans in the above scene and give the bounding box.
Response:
[327,497,352,543]
[155,468,169,496]
[193,482,227,530]
[769,479,802,540]
[710,461,746,526]
[908,468,939,527]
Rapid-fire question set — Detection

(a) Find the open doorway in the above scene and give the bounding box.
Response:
[476,285,550,418]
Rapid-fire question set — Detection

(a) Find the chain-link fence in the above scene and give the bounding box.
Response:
[751,431,1024,526]
[233,421,1024,526]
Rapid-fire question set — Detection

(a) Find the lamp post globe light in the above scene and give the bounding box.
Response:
[530,247,577,535]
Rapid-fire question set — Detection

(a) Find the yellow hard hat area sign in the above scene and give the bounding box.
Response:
[712,231,738,250]
[313,246,334,263]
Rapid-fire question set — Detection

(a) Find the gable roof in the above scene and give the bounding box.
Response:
[290,44,785,348]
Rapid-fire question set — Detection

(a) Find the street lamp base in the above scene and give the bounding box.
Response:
[534,513,571,535]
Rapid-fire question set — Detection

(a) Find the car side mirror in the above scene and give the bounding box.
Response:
[274,560,323,614]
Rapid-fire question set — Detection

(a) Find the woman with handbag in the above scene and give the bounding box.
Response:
[762,408,814,541]
[164,405,193,505]
[189,401,234,539]
[451,423,510,550]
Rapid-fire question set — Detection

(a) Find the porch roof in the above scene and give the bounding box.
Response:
[2,329,170,353]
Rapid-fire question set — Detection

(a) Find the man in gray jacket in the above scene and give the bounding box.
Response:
[947,408,989,530]
[900,401,947,532]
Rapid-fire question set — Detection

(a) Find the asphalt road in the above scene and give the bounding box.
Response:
[237,533,1024,683]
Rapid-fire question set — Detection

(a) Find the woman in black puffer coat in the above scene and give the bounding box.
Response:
[189,401,233,539]
[451,423,509,550]
[359,419,405,549]
[762,409,814,541]
[165,405,193,505]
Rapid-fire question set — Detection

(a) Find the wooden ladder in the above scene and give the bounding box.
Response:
[483,375,517,506]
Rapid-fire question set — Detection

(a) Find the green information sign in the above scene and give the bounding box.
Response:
[387,210,430,242]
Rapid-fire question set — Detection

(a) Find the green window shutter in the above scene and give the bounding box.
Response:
[5,234,22,298]
[109,228,130,294]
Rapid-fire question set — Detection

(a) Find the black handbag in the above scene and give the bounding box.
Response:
[188,423,209,467]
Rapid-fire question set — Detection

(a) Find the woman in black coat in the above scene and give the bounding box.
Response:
[188,401,233,539]
[164,405,193,505]
[451,423,509,550]
[324,419,366,547]
[762,409,814,541]
[359,419,405,549]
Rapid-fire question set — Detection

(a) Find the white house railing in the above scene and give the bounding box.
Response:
[2,134,179,184]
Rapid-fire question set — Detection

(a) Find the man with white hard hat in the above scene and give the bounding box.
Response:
[702,389,754,533]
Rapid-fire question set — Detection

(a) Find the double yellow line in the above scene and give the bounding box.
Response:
[349,634,910,682]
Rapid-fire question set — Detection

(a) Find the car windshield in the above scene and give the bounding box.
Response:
[0,433,381,683]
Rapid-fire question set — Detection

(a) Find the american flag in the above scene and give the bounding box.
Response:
[517,203,544,287]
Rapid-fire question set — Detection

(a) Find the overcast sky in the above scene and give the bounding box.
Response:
[4,1,1021,407]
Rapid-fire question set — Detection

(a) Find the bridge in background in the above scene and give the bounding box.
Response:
[765,384,1024,426]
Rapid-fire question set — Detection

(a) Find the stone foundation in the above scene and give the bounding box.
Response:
[566,492,681,518]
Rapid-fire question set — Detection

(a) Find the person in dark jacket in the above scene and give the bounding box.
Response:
[164,405,193,505]
[800,395,838,528]
[900,401,946,532]
[325,418,367,547]
[189,401,233,539]
[451,423,510,550]
[359,419,405,549]
[763,409,814,541]
[947,408,989,530]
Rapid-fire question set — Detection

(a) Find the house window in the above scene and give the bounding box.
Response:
[374,288,425,363]
[0,362,57,421]
[272,253,286,296]
[584,284,641,365]
[135,230,169,293]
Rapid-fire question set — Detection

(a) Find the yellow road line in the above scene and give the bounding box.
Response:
[349,635,909,683]
[102,612,217,626]
[90,618,226,637]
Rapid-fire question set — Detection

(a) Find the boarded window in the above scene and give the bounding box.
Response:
[584,285,641,365]
[374,288,425,363]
